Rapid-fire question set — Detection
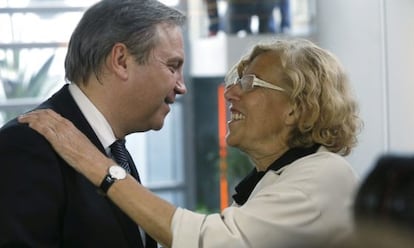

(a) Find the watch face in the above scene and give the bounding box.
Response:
[109,165,127,180]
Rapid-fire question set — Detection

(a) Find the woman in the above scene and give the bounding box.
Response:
[19,39,362,248]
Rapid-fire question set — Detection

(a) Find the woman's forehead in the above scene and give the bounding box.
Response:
[243,52,283,75]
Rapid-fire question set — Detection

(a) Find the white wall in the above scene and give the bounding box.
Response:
[385,0,414,153]
[315,0,414,177]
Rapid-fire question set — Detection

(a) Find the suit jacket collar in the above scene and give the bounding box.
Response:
[38,84,105,154]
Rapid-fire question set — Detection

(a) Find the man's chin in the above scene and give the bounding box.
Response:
[131,121,164,133]
[147,113,167,131]
[151,121,164,131]
[152,126,163,131]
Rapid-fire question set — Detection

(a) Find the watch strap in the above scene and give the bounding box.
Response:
[99,174,115,194]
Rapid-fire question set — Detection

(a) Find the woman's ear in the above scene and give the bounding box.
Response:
[108,43,129,80]
[284,106,298,126]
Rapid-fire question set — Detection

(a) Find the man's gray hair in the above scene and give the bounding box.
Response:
[65,0,186,85]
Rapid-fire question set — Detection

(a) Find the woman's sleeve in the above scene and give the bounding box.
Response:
[170,189,321,248]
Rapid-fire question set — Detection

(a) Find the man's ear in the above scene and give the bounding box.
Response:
[108,42,129,80]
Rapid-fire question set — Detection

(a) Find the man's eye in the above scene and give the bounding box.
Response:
[168,63,180,73]
[168,66,176,73]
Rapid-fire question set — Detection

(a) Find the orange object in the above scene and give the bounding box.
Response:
[217,84,229,210]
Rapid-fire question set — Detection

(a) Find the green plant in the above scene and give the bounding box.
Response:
[225,147,253,189]
[0,49,55,98]
[0,48,56,122]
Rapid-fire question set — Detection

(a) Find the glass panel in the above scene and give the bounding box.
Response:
[148,103,184,183]
[0,101,37,125]
[127,103,184,185]
[0,1,90,124]
[0,14,12,43]
[0,47,65,99]
[0,12,84,44]
[0,47,67,123]
[0,0,98,8]
[155,191,185,207]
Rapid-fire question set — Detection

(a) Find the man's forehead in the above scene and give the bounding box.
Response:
[154,25,184,54]
[152,44,184,63]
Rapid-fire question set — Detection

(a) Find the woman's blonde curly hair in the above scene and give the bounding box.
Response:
[227,38,363,156]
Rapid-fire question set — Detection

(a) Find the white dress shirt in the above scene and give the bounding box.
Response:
[171,147,358,248]
[68,83,116,153]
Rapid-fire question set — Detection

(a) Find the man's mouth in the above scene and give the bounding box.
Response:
[164,97,174,104]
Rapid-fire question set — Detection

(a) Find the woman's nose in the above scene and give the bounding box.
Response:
[224,83,240,102]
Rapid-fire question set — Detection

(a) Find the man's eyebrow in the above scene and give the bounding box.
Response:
[155,54,183,65]
[168,57,184,65]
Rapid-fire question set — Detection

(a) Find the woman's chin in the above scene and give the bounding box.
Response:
[225,135,239,148]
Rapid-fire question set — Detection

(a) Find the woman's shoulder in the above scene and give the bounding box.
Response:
[274,146,355,175]
[266,147,358,192]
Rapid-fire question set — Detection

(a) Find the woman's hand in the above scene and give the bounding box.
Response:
[18,109,110,185]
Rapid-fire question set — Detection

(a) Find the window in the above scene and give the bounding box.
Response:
[0,0,95,124]
[0,0,191,208]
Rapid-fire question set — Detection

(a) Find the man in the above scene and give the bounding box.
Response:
[226,0,277,34]
[209,0,289,35]
[0,0,186,247]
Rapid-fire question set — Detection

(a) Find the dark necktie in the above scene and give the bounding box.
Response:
[110,139,132,174]
[110,139,157,248]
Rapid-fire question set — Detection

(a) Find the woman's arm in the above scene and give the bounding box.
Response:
[18,109,176,247]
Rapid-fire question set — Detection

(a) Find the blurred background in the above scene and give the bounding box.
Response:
[0,0,413,214]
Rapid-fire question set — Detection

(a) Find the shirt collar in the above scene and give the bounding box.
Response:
[68,83,116,153]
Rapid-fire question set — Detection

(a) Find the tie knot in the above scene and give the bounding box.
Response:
[111,139,126,149]
[110,139,131,173]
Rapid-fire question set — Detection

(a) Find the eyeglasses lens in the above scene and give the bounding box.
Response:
[240,75,253,91]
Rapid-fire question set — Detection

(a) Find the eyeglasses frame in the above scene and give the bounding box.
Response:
[226,74,286,92]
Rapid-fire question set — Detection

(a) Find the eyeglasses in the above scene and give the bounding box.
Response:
[225,74,286,92]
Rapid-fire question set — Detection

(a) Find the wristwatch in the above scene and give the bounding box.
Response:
[99,165,127,194]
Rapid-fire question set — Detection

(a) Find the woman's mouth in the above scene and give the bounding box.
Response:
[230,112,245,121]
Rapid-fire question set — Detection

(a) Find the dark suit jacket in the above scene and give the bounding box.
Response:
[0,85,149,247]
